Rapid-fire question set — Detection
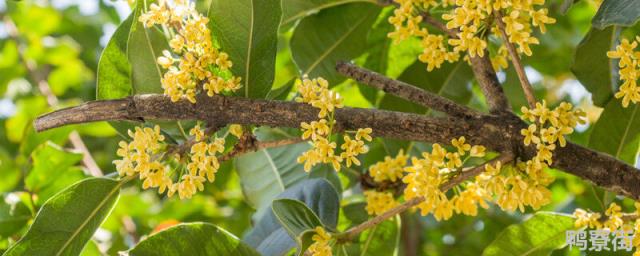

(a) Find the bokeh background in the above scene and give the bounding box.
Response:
[0,0,635,255]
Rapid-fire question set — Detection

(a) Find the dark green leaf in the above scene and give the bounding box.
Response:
[290,3,380,85]
[127,0,167,94]
[244,179,340,256]
[592,0,640,29]
[482,212,575,256]
[4,178,122,256]
[358,217,400,256]
[266,79,295,100]
[96,14,134,134]
[281,0,377,26]
[209,0,281,99]
[272,199,323,239]
[571,26,619,107]
[589,99,640,165]
[128,223,259,256]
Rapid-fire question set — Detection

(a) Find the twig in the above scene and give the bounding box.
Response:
[4,17,103,177]
[337,152,514,241]
[336,62,482,119]
[495,11,537,109]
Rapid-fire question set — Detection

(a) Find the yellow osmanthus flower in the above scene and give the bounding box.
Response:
[369,150,408,182]
[228,124,244,138]
[307,227,332,256]
[295,76,371,172]
[139,0,241,103]
[573,208,602,229]
[519,101,585,178]
[114,123,231,199]
[607,37,640,107]
[388,0,555,72]
[364,190,400,216]
[402,136,487,220]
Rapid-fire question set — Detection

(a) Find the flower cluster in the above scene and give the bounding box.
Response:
[388,0,555,71]
[368,150,408,183]
[607,37,640,107]
[474,159,554,212]
[139,0,241,103]
[574,202,640,255]
[364,190,400,216]
[307,227,332,256]
[114,123,241,199]
[520,101,586,171]
[295,76,372,172]
[403,137,487,220]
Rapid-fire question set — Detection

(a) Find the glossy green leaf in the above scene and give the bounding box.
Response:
[280,0,376,26]
[209,0,281,99]
[127,0,166,94]
[128,223,259,256]
[25,142,87,203]
[0,194,31,238]
[272,199,324,255]
[571,26,619,107]
[266,79,295,100]
[244,179,340,256]
[592,0,640,29]
[358,7,394,104]
[290,3,380,85]
[4,178,122,256]
[379,60,474,113]
[482,212,575,256]
[589,99,640,165]
[97,14,133,100]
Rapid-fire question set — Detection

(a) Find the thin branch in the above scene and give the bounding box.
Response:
[338,152,514,241]
[414,10,511,112]
[336,62,482,119]
[4,17,103,177]
[495,11,537,108]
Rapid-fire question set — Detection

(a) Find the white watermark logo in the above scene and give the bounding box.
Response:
[566,229,634,251]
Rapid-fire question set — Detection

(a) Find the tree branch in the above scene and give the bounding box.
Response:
[495,11,537,108]
[336,61,482,119]
[338,152,515,241]
[33,93,640,200]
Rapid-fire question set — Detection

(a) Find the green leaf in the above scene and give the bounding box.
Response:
[244,179,340,256]
[209,0,281,99]
[290,3,380,85]
[481,212,575,256]
[97,13,133,100]
[379,60,474,113]
[571,26,619,107]
[127,0,167,94]
[589,99,640,165]
[25,142,87,203]
[4,178,122,256]
[358,7,394,104]
[266,78,295,100]
[280,0,376,26]
[272,199,325,255]
[272,199,324,239]
[592,0,640,29]
[128,223,259,256]
[0,194,31,238]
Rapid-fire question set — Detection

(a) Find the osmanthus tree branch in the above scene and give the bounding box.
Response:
[494,11,537,108]
[336,61,482,119]
[337,152,515,241]
[33,92,640,200]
